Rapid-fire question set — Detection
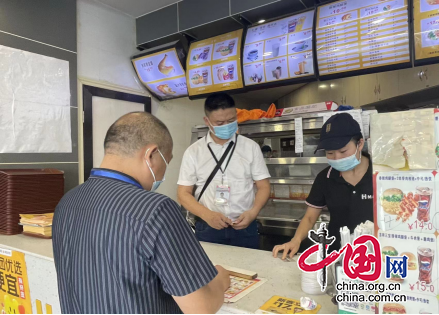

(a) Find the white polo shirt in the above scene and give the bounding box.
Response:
[178,133,271,221]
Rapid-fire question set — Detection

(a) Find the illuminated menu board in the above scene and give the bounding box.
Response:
[132,48,188,101]
[187,29,244,96]
[316,0,410,77]
[414,0,439,63]
[243,10,315,86]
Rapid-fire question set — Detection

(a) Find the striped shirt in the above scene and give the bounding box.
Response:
[53,169,218,314]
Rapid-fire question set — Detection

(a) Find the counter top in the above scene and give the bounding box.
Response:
[0,235,337,314]
[201,242,337,314]
[0,234,54,261]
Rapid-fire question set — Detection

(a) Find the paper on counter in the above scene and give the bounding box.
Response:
[224,276,267,303]
[0,44,71,153]
[371,109,436,170]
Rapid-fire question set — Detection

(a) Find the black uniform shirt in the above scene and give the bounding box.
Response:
[305,153,374,252]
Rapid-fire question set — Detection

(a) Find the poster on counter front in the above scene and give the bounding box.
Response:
[186,29,244,96]
[414,0,439,61]
[0,248,32,314]
[378,230,438,296]
[375,172,437,234]
[316,0,410,77]
[243,10,315,87]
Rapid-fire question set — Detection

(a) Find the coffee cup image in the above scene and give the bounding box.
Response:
[247,49,259,61]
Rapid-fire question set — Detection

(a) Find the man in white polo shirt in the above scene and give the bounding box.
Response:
[177,93,271,249]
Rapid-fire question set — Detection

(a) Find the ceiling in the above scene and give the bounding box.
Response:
[96,0,181,18]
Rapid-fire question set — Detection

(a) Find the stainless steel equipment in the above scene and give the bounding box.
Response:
[188,112,331,251]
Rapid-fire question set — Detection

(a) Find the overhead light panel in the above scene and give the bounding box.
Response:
[258,19,266,24]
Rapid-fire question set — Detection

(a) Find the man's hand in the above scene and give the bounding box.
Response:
[204,211,232,230]
[272,238,301,260]
[215,265,231,291]
[232,209,257,230]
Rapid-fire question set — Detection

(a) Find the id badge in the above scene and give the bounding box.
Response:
[215,184,230,206]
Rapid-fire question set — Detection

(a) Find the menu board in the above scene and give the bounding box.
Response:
[187,29,244,96]
[316,0,410,77]
[414,0,439,62]
[132,48,188,101]
[243,10,315,86]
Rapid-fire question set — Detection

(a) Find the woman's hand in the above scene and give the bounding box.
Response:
[272,238,301,260]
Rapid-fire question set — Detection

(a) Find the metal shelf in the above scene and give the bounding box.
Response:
[265,157,327,165]
[270,178,314,185]
[270,199,307,204]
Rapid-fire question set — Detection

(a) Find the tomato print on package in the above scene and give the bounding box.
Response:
[375,171,436,234]
[378,230,437,296]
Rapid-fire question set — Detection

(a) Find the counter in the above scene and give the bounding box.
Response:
[0,235,337,314]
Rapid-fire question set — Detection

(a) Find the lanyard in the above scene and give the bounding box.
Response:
[90,169,143,190]
[207,135,238,176]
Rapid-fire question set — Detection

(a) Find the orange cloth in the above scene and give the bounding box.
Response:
[236,103,276,123]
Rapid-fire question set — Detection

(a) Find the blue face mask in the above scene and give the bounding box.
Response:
[208,119,238,140]
[145,149,168,192]
[327,147,361,172]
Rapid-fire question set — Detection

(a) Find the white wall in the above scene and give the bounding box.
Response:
[77,0,206,202]
[77,0,143,91]
[152,98,206,202]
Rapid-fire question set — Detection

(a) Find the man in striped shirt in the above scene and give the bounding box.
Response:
[53,112,230,314]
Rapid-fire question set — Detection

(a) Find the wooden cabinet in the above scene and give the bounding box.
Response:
[308,81,331,104]
[398,64,439,95]
[376,70,399,101]
[359,74,378,106]
[277,64,439,108]
[340,77,360,108]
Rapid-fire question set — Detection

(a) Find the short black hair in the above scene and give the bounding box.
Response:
[104,112,172,157]
[351,134,363,143]
[204,92,235,115]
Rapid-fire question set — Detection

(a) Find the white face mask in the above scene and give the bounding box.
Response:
[145,149,168,192]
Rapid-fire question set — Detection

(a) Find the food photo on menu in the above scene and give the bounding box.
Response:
[188,66,211,88]
[189,44,213,65]
[378,230,437,297]
[146,77,188,99]
[213,37,238,60]
[213,61,238,85]
[376,172,436,234]
[289,52,313,77]
[265,58,288,81]
[421,15,439,48]
[243,62,265,85]
[421,0,439,12]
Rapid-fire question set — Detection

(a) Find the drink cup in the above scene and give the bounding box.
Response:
[418,246,434,284]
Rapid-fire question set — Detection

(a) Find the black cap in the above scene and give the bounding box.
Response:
[315,113,362,153]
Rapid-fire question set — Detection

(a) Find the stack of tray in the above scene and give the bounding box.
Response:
[0,169,64,235]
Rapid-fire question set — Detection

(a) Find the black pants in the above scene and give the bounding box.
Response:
[195,220,259,249]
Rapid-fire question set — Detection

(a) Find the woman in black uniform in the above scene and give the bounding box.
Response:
[273,113,374,260]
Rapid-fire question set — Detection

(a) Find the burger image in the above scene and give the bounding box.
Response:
[400,252,417,270]
[381,188,403,214]
[383,303,406,314]
[382,246,398,262]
